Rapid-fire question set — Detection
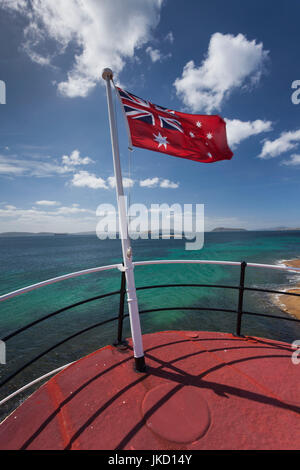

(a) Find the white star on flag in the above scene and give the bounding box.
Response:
[189,131,195,138]
[207,152,213,158]
[207,132,213,139]
[196,121,202,128]
[153,132,169,149]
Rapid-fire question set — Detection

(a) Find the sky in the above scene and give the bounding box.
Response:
[0,0,300,233]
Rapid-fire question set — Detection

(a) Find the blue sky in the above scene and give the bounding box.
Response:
[0,0,300,233]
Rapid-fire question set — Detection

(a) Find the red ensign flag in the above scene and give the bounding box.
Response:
[117,87,233,163]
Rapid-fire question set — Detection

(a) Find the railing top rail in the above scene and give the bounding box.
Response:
[246,261,300,271]
[133,259,300,272]
[0,263,122,302]
[133,259,242,267]
[1,258,300,303]
[0,362,74,407]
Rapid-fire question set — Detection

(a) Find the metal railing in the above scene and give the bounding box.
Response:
[1,259,300,406]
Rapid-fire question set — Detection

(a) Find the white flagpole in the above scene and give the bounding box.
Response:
[102,68,146,372]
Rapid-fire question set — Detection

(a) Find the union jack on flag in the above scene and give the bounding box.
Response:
[123,104,155,126]
[119,88,183,133]
[116,86,233,163]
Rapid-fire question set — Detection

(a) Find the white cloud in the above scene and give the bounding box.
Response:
[62,149,93,167]
[0,204,93,217]
[174,32,268,112]
[146,46,171,63]
[0,148,180,192]
[281,154,300,166]
[2,0,164,98]
[146,46,162,63]
[107,176,134,189]
[140,177,159,188]
[165,31,174,43]
[0,154,71,177]
[0,158,26,176]
[0,0,26,9]
[71,173,179,190]
[225,118,272,148]
[0,203,96,233]
[139,177,178,188]
[23,42,52,67]
[55,205,93,215]
[159,179,179,189]
[71,171,108,189]
[35,200,60,206]
[259,129,300,159]
[0,149,94,178]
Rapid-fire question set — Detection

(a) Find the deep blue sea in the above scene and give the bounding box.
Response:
[1,231,300,419]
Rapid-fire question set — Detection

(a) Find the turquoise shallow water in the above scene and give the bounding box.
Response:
[0,231,300,419]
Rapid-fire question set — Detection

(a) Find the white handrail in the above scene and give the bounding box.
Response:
[1,259,300,303]
[133,259,242,267]
[0,362,74,407]
[134,259,300,271]
[0,263,122,302]
[247,262,300,271]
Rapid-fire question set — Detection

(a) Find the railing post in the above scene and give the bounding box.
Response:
[114,269,127,347]
[236,261,247,336]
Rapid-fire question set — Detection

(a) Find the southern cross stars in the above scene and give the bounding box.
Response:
[152,126,212,152]
[195,122,213,140]
[153,132,169,149]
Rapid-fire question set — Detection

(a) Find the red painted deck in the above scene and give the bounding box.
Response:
[0,330,299,450]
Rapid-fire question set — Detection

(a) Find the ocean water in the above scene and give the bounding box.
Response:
[0,231,300,419]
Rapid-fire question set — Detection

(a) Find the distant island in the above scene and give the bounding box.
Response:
[0,231,100,237]
[211,227,247,232]
[0,232,55,237]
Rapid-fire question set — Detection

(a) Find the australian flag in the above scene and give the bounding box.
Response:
[116,86,233,163]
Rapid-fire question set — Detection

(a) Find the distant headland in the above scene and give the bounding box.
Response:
[211,227,247,232]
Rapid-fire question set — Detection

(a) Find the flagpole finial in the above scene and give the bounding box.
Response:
[102,68,113,80]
